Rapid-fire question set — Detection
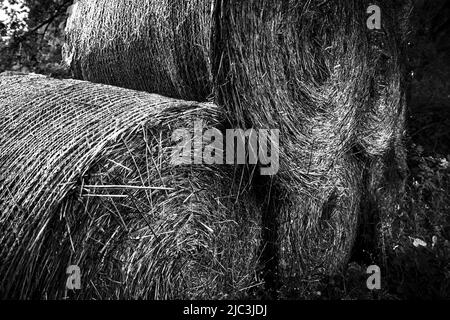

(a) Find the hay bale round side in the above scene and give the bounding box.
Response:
[64,0,213,101]
[212,0,408,281]
[64,0,409,285]
[0,73,262,299]
[276,157,363,281]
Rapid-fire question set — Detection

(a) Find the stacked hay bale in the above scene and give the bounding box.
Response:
[64,0,212,101]
[212,0,408,283]
[0,74,262,299]
[64,0,409,289]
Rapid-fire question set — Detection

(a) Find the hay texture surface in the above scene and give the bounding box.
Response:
[0,73,262,299]
[65,0,409,285]
[64,0,212,101]
[213,0,408,281]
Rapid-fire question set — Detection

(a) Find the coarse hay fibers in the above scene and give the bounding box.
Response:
[0,73,262,299]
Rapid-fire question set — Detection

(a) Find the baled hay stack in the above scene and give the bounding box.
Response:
[0,73,262,299]
[64,0,408,282]
[64,0,212,101]
[213,0,408,281]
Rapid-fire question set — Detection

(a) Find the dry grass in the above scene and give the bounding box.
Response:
[213,0,408,281]
[64,0,212,101]
[63,0,409,294]
[0,73,262,299]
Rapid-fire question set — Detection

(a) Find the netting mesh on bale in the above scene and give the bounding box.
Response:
[0,73,262,299]
[64,0,409,287]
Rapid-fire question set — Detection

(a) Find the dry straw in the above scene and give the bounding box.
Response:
[64,0,407,288]
[213,0,408,281]
[0,73,262,299]
[64,0,213,101]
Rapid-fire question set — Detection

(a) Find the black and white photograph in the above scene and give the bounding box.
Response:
[0,0,449,310]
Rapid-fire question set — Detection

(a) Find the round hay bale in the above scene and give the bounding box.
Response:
[276,157,363,281]
[64,0,213,101]
[213,0,408,282]
[63,0,409,285]
[0,73,262,299]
